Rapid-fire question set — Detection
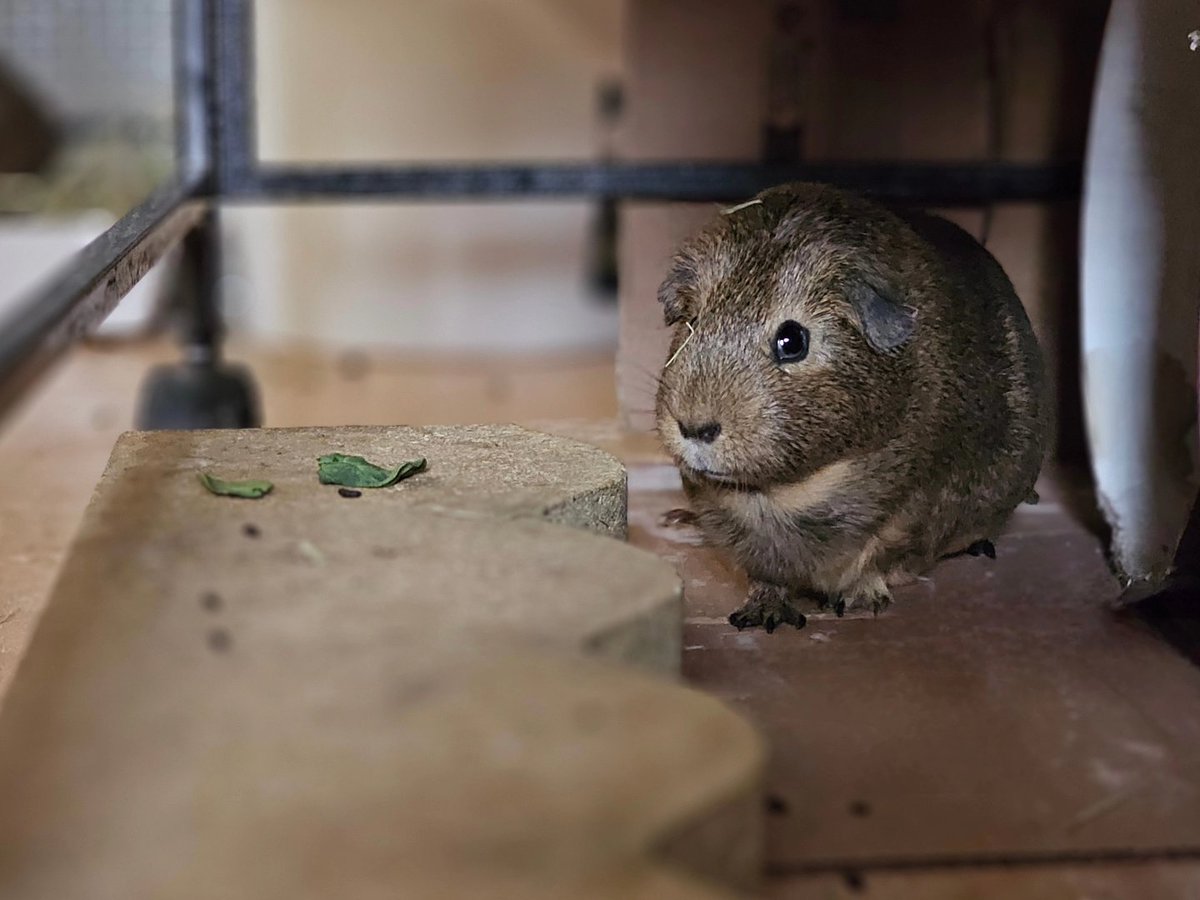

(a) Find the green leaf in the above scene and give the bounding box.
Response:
[198,472,274,499]
[317,453,427,489]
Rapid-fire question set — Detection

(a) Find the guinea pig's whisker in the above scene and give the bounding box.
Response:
[625,358,668,381]
[720,198,763,216]
[628,365,668,392]
[664,320,697,369]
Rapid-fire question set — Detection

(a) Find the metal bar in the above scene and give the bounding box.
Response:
[173,0,211,181]
[211,0,256,193]
[176,207,224,359]
[232,161,1083,205]
[170,0,224,363]
[0,178,206,420]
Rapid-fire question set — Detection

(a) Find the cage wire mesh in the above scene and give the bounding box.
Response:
[0,0,173,212]
[0,0,172,133]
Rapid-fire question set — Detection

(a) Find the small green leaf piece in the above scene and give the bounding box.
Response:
[317,454,427,489]
[198,472,274,499]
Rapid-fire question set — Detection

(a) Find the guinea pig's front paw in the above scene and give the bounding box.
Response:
[868,591,893,615]
[833,585,893,616]
[816,594,848,617]
[729,583,807,634]
[659,507,700,528]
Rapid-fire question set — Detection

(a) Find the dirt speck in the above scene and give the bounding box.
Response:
[207,628,232,653]
[765,794,789,815]
[843,869,866,892]
[242,523,261,538]
[201,592,223,613]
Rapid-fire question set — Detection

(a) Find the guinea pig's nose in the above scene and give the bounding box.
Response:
[678,420,722,444]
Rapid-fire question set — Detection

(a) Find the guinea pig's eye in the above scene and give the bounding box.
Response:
[772,320,810,364]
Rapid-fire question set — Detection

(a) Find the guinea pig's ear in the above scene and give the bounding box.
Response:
[657,256,695,326]
[847,280,917,354]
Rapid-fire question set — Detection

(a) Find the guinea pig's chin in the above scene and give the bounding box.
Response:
[676,445,751,487]
[686,467,743,487]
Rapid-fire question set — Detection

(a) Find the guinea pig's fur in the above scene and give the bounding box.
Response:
[655,182,1049,631]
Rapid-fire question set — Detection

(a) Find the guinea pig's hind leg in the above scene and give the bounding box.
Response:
[939,538,997,561]
[729,581,808,633]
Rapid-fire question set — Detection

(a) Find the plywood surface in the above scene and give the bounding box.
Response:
[0,424,770,897]
[4,341,1200,895]
[0,339,620,700]
[629,466,1200,872]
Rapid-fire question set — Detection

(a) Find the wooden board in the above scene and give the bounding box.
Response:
[0,427,765,897]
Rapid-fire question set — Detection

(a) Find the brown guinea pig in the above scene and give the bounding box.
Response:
[655,182,1049,632]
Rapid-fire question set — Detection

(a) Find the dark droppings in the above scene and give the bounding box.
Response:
[843,869,866,892]
[765,794,789,815]
[207,628,232,653]
[242,523,261,538]
[849,800,871,817]
[338,488,363,499]
[200,592,222,613]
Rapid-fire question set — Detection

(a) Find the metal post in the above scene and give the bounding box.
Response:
[135,0,260,429]
[173,0,220,359]
[177,207,223,362]
[211,0,256,193]
[173,0,210,182]
[135,203,260,429]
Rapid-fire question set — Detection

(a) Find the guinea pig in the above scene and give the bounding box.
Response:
[654,182,1049,632]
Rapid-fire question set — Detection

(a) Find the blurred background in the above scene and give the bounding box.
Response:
[0,0,626,355]
[0,0,1120,451]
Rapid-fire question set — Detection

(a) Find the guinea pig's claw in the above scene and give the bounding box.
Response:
[966,539,997,560]
[815,595,847,617]
[729,585,807,633]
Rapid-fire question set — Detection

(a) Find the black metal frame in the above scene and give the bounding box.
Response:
[0,0,1083,425]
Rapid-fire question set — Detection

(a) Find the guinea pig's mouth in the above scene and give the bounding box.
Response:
[679,463,746,488]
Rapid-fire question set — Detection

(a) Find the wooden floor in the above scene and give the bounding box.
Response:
[2,337,1199,896]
